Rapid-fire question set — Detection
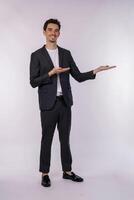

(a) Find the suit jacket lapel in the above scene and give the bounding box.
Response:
[41,45,54,69]
[41,45,64,85]
[41,45,63,67]
[57,46,63,67]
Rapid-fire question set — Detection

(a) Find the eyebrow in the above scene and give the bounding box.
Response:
[47,28,59,31]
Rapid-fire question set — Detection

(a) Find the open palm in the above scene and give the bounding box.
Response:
[98,65,116,71]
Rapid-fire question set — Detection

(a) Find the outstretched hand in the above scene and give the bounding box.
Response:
[48,67,70,77]
[93,65,117,74]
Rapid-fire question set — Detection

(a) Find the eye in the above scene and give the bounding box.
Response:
[55,29,59,33]
[48,28,52,31]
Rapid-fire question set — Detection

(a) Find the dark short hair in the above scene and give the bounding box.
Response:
[43,19,61,31]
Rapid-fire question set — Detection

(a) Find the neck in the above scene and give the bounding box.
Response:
[45,42,57,50]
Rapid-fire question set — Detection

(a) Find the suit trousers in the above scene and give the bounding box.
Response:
[39,96,72,173]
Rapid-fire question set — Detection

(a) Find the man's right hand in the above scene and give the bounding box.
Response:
[48,67,70,77]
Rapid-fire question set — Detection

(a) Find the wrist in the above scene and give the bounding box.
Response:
[93,69,98,74]
[48,70,54,77]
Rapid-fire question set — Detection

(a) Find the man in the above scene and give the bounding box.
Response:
[30,18,116,187]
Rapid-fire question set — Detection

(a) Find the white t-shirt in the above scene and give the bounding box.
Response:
[46,47,63,96]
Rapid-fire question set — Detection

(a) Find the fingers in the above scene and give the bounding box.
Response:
[101,65,117,70]
[106,66,117,69]
[55,67,70,74]
[61,68,70,72]
[56,67,70,70]
[103,65,116,67]
[110,66,117,68]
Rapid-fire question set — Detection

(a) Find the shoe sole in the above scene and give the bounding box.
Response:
[63,177,84,182]
[41,182,51,187]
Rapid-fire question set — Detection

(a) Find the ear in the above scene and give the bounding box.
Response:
[43,30,46,36]
[58,31,60,37]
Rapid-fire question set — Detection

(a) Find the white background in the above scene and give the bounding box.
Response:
[0,0,134,199]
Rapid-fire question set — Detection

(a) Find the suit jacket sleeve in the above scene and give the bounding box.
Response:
[68,51,96,82]
[30,53,52,88]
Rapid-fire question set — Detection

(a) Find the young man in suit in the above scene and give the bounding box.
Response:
[30,18,116,187]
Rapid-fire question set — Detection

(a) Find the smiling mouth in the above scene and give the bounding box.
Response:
[50,36,56,40]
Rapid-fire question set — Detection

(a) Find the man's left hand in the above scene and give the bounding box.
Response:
[93,65,117,74]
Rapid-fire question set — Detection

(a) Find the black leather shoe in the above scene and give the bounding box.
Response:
[41,175,51,187]
[63,172,84,182]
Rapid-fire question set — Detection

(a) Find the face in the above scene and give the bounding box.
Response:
[43,23,60,43]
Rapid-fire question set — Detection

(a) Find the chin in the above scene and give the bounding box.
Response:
[50,40,56,43]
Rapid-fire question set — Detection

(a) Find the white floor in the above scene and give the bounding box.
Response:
[1,170,134,200]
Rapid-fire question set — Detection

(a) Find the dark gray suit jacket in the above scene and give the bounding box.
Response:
[30,45,96,111]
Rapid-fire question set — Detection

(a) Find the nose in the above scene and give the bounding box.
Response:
[52,32,56,35]
[51,30,57,35]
